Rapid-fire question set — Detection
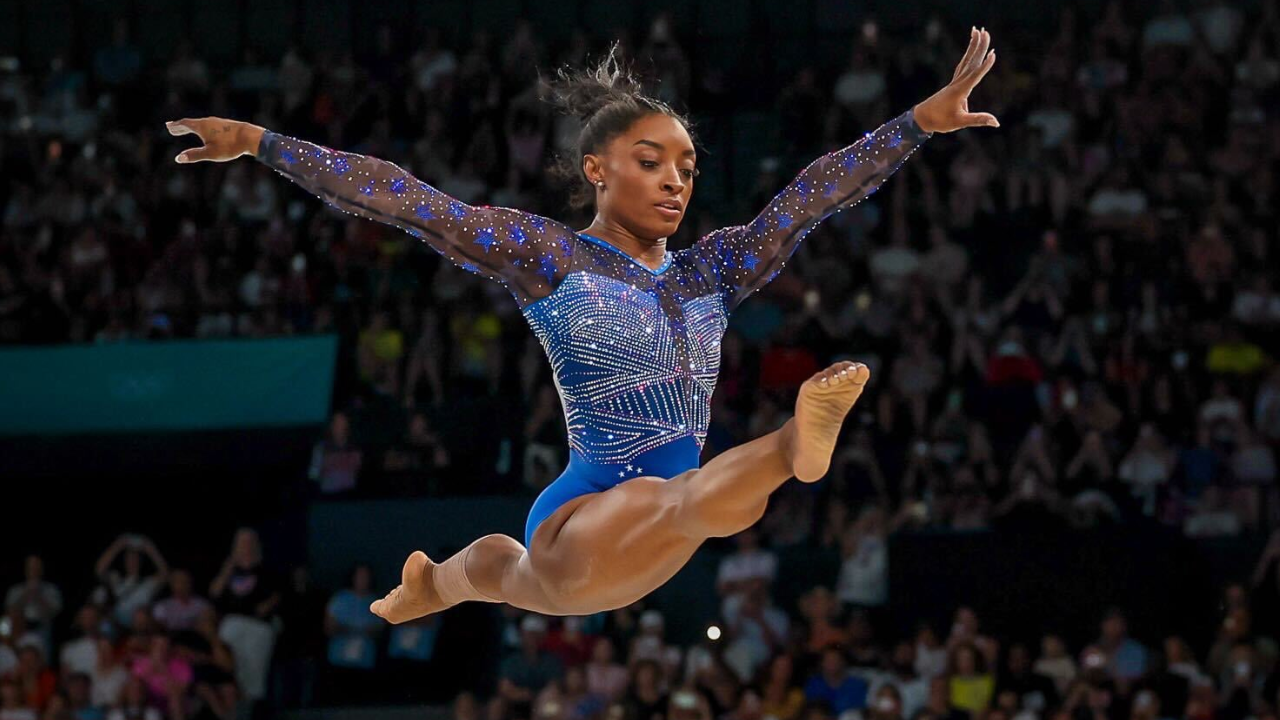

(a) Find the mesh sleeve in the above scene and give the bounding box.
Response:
[692,109,931,311]
[256,131,578,306]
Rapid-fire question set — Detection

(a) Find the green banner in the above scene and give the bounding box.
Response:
[0,336,337,434]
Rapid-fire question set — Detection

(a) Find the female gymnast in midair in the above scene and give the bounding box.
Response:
[168,28,998,620]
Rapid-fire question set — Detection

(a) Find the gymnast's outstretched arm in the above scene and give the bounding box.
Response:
[692,26,1000,311]
[165,118,577,306]
[691,110,932,311]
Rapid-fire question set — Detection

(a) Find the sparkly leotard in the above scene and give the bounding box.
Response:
[256,109,930,547]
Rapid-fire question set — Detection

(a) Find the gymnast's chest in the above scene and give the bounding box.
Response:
[523,271,727,376]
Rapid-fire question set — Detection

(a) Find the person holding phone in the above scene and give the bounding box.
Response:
[93,534,170,629]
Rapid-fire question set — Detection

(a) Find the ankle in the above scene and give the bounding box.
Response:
[777,418,799,467]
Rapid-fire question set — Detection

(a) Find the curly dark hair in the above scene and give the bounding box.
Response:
[541,42,697,212]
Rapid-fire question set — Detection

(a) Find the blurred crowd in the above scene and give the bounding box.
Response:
[3,526,1280,720]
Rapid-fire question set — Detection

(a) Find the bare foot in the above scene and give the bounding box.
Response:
[369,550,448,623]
[792,361,871,482]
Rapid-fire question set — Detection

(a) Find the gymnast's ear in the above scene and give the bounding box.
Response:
[582,154,604,186]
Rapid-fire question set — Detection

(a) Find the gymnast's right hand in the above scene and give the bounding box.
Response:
[166,117,265,163]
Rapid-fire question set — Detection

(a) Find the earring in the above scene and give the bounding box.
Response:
[595,180,605,188]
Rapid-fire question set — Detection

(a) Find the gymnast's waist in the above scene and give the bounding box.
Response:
[565,435,702,490]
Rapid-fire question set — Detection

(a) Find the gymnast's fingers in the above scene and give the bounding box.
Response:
[952,27,980,83]
[963,29,990,79]
[165,118,202,138]
[960,48,997,94]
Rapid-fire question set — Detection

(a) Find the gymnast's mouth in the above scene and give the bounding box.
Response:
[654,200,683,218]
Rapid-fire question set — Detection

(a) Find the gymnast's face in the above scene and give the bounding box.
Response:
[584,113,697,241]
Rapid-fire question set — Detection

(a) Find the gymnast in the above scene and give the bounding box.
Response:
[166,27,998,620]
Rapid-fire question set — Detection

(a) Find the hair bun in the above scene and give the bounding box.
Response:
[541,42,644,125]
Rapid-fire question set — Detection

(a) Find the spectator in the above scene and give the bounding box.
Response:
[152,569,213,633]
[1096,609,1147,684]
[1118,424,1176,515]
[803,648,868,715]
[499,615,564,719]
[88,638,128,709]
[760,654,806,720]
[209,528,278,704]
[322,564,382,702]
[12,645,55,714]
[798,587,847,656]
[129,635,190,716]
[585,637,628,702]
[716,527,777,612]
[5,557,62,656]
[1033,635,1077,696]
[383,412,452,495]
[543,616,592,669]
[624,659,668,720]
[309,412,363,495]
[0,676,35,720]
[914,625,948,681]
[105,677,160,720]
[57,605,106,683]
[93,535,169,629]
[867,642,928,718]
[722,583,788,683]
[64,672,101,720]
[947,642,994,714]
[994,643,1058,714]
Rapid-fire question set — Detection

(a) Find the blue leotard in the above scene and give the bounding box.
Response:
[256,109,931,547]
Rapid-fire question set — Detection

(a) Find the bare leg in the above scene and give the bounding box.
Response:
[370,534,563,622]
[373,361,872,620]
[675,361,871,537]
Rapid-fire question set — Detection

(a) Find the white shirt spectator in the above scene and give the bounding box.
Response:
[717,549,777,589]
[863,671,929,718]
[836,536,888,607]
[59,635,97,676]
[4,582,62,626]
[1034,655,1077,693]
[914,642,947,679]
[103,572,163,628]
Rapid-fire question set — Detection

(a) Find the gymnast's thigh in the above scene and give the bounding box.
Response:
[526,470,704,612]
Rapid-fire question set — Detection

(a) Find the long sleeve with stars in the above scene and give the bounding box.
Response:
[255,131,578,308]
[691,108,931,311]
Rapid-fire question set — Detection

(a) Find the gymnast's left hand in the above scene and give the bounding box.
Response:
[912,27,1000,134]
